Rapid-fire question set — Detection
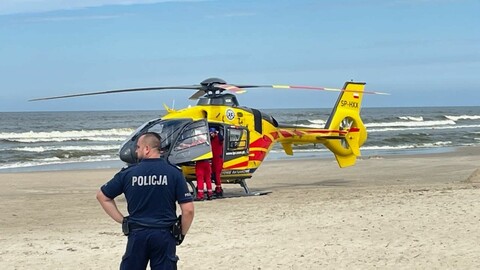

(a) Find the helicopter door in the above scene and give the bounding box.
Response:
[223,126,249,169]
[168,119,213,165]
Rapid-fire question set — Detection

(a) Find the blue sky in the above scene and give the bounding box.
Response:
[1,0,479,111]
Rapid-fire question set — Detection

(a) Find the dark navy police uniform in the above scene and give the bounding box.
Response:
[101,158,193,270]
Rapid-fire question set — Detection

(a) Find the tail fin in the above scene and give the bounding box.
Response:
[324,82,367,168]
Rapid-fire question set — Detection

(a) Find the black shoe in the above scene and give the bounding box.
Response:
[194,197,204,202]
[206,194,213,201]
[215,188,223,198]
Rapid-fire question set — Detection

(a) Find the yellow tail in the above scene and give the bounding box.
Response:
[324,82,367,168]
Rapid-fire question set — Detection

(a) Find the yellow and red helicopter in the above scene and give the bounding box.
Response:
[31,78,386,196]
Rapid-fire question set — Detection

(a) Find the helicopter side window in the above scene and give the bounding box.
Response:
[227,128,247,151]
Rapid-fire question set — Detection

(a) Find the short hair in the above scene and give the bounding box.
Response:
[140,132,162,150]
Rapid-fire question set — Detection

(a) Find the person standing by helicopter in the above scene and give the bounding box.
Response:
[195,159,213,201]
[209,127,224,197]
[179,129,213,201]
[193,131,213,201]
[96,132,194,270]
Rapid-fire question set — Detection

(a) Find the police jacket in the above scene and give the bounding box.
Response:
[101,158,193,228]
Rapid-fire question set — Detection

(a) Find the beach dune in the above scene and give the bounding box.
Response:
[1,147,480,269]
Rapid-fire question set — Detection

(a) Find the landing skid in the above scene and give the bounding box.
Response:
[239,179,271,196]
[187,179,271,199]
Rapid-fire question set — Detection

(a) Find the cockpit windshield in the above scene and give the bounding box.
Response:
[119,118,212,165]
[119,118,192,164]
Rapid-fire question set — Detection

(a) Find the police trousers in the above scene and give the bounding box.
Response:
[120,227,178,270]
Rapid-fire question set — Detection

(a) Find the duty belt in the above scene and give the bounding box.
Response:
[129,223,171,231]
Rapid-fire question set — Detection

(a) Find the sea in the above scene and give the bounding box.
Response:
[1,106,479,173]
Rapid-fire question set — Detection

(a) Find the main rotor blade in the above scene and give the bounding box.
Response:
[188,90,206,100]
[245,84,389,95]
[189,83,247,99]
[214,84,247,94]
[29,85,201,101]
[29,80,389,102]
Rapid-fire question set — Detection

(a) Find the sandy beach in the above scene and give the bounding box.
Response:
[1,147,480,269]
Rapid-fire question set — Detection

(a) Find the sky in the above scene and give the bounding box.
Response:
[0,0,479,112]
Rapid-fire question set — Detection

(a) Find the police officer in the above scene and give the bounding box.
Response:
[97,132,194,270]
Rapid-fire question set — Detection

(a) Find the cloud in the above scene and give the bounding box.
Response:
[0,0,207,16]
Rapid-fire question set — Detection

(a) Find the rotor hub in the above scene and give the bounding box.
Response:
[200,77,228,95]
[201,77,226,87]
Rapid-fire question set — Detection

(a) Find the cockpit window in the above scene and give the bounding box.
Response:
[119,117,215,166]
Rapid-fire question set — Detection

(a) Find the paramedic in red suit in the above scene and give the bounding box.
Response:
[209,127,224,197]
[195,159,212,201]
[187,132,213,201]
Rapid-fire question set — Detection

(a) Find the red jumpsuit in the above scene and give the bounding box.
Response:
[195,160,212,200]
[210,133,224,194]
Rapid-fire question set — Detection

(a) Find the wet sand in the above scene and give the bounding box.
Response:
[1,147,480,269]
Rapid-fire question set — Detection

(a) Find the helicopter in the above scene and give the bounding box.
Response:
[31,78,386,197]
